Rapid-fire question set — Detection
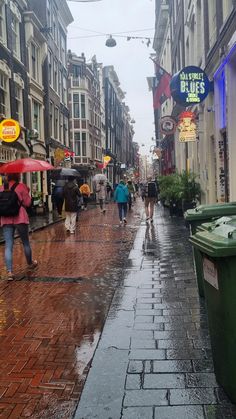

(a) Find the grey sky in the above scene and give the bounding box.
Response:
[67,0,155,154]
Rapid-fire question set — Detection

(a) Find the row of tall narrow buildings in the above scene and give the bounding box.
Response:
[153,0,236,204]
[0,0,137,208]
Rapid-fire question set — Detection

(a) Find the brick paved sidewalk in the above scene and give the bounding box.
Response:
[75,205,236,419]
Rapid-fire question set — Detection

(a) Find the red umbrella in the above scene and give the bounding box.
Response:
[0,158,54,174]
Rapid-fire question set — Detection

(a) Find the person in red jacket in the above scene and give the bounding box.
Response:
[0,173,38,280]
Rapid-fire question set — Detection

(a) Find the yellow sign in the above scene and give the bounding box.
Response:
[178,111,197,143]
[0,119,21,143]
[54,148,65,162]
[103,155,111,168]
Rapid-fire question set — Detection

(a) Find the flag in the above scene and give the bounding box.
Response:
[151,59,172,109]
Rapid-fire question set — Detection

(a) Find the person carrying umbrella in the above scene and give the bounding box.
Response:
[63,176,81,234]
[0,173,38,280]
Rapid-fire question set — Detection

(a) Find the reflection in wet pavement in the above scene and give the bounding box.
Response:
[0,203,141,418]
[75,206,236,419]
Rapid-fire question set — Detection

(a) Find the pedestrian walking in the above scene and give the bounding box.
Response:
[114,179,129,225]
[0,173,38,280]
[127,179,136,210]
[95,179,107,213]
[63,177,81,234]
[52,179,65,216]
[79,181,90,210]
[143,176,158,223]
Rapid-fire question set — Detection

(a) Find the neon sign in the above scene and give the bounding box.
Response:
[170,66,210,106]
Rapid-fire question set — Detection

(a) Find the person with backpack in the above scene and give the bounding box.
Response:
[143,176,158,224]
[0,173,38,280]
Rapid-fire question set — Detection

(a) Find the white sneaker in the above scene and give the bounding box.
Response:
[119,220,123,226]
[70,231,75,234]
[123,218,127,224]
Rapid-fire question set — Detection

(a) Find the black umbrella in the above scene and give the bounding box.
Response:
[58,168,80,177]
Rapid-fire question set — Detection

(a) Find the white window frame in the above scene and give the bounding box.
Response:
[15,84,23,125]
[30,42,39,82]
[0,0,7,46]
[32,100,41,137]
[0,71,9,117]
[11,9,21,60]
[54,106,59,140]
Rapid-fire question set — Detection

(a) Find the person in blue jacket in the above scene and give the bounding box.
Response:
[114,179,129,225]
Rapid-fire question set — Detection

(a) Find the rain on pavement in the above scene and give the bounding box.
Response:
[0,203,141,418]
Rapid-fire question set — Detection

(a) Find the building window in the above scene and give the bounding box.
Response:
[82,132,86,156]
[60,32,66,67]
[73,65,82,78]
[31,43,38,81]
[0,0,6,45]
[0,72,9,116]
[11,14,20,59]
[50,102,53,137]
[53,59,58,92]
[81,94,86,119]
[32,100,41,135]
[54,107,59,139]
[46,0,51,27]
[62,76,67,105]
[59,69,62,100]
[15,85,23,125]
[63,116,68,146]
[74,132,80,155]
[48,50,52,86]
[73,94,80,118]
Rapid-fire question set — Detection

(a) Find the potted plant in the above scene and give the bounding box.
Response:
[179,171,201,212]
[159,173,182,216]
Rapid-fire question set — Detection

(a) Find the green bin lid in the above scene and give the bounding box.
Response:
[184,202,236,221]
[200,216,235,232]
[190,216,236,257]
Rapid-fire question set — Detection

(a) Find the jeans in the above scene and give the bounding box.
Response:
[3,224,32,272]
[118,202,127,221]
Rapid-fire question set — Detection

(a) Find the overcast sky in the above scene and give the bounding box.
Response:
[67,0,155,155]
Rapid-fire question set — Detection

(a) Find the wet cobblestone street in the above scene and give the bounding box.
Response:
[75,204,236,419]
[0,200,236,418]
[0,203,141,418]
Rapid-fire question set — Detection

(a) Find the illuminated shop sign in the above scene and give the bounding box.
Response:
[170,66,210,106]
[178,111,197,143]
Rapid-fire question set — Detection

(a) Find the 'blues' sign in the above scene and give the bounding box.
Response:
[170,66,210,106]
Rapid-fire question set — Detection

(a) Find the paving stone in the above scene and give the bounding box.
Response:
[144,373,185,389]
[158,339,194,350]
[131,330,154,340]
[128,361,144,373]
[124,389,168,407]
[170,388,217,405]
[154,405,205,419]
[135,316,154,323]
[154,330,187,340]
[131,339,156,349]
[166,348,207,360]
[126,374,141,389]
[153,360,193,373]
[129,349,165,360]
[204,404,236,418]
[122,406,153,419]
[193,359,214,373]
[186,373,218,388]
[134,323,164,331]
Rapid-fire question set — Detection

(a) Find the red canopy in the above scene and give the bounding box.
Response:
[0,158,54,174]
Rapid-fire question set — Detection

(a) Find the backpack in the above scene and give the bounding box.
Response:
[0,183,22,217]
[147,181,157,198]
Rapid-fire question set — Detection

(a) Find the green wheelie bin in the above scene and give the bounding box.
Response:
[185,203,236,297]
[190,217,236,402]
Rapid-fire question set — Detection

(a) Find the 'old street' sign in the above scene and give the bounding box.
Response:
[0,119,21,143]
[170,66,210,106]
